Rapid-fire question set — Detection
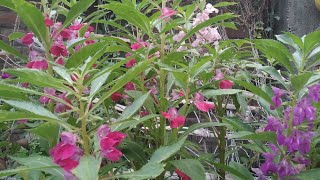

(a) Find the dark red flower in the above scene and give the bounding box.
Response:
[44,17,54,27]
[20,33,34,46]
[219,80,233,89]
[50,44,68,57]
[175,169,191,180]
[111,92,123,102]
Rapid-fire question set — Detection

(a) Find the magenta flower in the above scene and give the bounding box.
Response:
[219,80,233,89]
[193,92,215,112]
[44,17,54,27]
[50,44,68,57]
[26,60,48,70]
[175,169,191,180]
[264,116,284,132]
[111,92,124,102]
[213,69,224,80]
[17,119,28,124]
[50,132,83,172]
[161,107,186,128]
[125,59,136,68]
[173,31,186,42]
[54,94,73,113]
[98,125,126,161]
[277,159,299,178]
[1,73,11,79]
[55,57,65,65]
[308,84,320,102]
[285,129,315,154]
[160,7,176,21]
[20,33,34,46]
[39,88,56,104]
[293,98,316,123]
[124,82,135,91]
[270,87,284,110]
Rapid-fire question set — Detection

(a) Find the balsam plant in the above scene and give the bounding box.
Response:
[0,0,320,180]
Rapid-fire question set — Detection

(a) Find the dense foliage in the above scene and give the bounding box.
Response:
[1,0,320,180]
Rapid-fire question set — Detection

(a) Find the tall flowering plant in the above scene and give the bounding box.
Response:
[0,0,243,179]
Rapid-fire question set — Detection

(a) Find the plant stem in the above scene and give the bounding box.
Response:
[159,0,167,146]
[80,100,90,155]
[217,96,226,179]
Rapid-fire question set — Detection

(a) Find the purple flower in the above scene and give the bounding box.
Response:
[294,98,316,122]
[308,84,320,102]
[285,129,315,154]
[270,87,284,110]
[1,73,11,79]
[265,116,284,132]
[261,144,278,175]
[277,159,299,178]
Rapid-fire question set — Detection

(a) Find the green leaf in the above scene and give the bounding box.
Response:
[4,68,69,91]
[211,162,248,179]
[121,141,148,167]
[0,39,28,61]
[0,166,59,178]
[115,162,164,180]
[258,66,288,90]
[0,111,75,130]
[234,80,272,104]
[1,99,59,120]
[275,32,303,51]
[172,71,188,89]
[291,72,313,92]
[304,31,320,55]
[11,156,64,179]
[90,71,111,97]
[72,156,101,180]
[293,168,320,180]
[230,131,277,144]
[92,60,151,111]
[0,90,29,101]
[170,159,205,180]
[229,161,254,180]
[255,39,294,73]
[0,0,15,10]
[53,66,73,84]
[65,42,107,68]
[118,92,150,121]
[102,3,150,35]
[8,32,24,41]
[179,122,226,140]
[27,122,59,146]
[214,2,238,7]
[12,0,48,46]
[222,117,254,132]
[111,114,158,131]
[60,0,95,31]
[150,137,187,163]
[203,89,243,97]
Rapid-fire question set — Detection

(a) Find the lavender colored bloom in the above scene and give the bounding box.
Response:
[270,87,284,110]
[276,131,286,145]
[60,132,77,145]
[308,84,320,102]
[285,129,315,154]
[265,116,284,132]
[1,73,11,79]
[295,98,316,122]
[277,159,299,178]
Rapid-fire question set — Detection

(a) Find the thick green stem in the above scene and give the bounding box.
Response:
[80,100,90,155]
[158,0,167,146]
[217,96,226,179]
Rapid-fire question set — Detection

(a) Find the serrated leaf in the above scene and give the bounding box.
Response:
[229,161,254,180]
[291,72,313,92]
[4,68,69,91]
[293,168,320,180]
[27,122,59,146]
[111,114,158,131]
[72,156,101,180]
[1,99,59,120]
[12,0,48,46]
[0,166,58,178]
[115,162,164,180]
[150,137,187,163]
[179,122,226,140]
[11,156,64,179]
[258,66,288,90]
[90,71,111,97]
[170,159,205,180]
[65,42,107,68]
[0,111,74,130]
[0,39,28,61]
[118,92,150,121]
[234,80,272,104]
[60,0,95,32]
[203,89,243,97]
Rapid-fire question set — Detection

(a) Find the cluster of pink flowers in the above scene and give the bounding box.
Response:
[50,132,83,178]
[20,16,95,71]
[172,3,221,51]
[260,84,320,179]
[97,125,126,161]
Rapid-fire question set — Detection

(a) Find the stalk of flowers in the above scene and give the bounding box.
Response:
[50,132,83,179]
[260,84,320,179]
